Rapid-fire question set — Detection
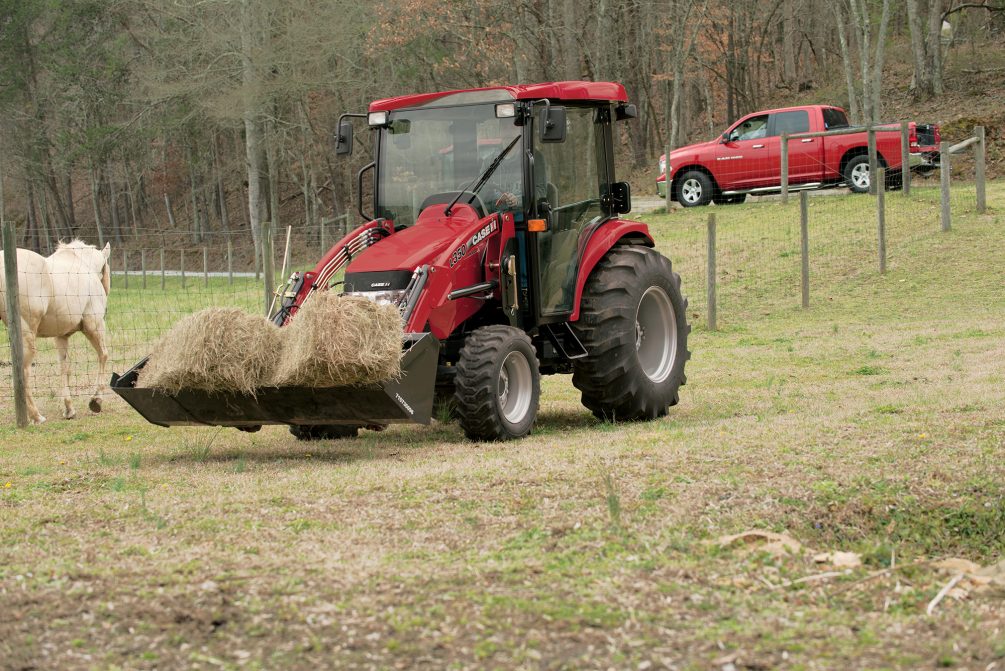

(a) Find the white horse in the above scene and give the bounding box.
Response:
[0,240,111,424]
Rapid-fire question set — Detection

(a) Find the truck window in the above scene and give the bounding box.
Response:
[728,114,769,142]
[822,108,849,130]
[770,110,810,136]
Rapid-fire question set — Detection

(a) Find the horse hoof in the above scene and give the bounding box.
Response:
[89,398,102,413]
[32,416,47,425]
[63,410,77,420]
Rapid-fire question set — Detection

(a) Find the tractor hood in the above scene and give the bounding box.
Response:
[344,204,485,290]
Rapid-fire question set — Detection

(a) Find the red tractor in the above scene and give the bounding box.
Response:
[113,82,691,441]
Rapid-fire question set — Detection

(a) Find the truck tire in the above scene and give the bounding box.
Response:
[844,155,872,193]
[455,325,541,441]
[676,170,713,207]
[289,424,360,441]
[571,246,690,421]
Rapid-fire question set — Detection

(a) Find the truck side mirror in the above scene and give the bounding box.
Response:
[335,120,354,155]
[539,106,567,143]
[720,132,731,144]
[610,181,632,214]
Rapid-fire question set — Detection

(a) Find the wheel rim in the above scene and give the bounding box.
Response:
[851,163,870,189]
[635,286,678,384]
[498,350,533,424]
[680,178,703,204]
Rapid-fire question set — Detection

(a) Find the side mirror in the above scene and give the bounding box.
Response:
[335,120,354,156]
[610,181,632,215]
[720,132,731,144]
[615,103,638,121]
[539,105,567,143]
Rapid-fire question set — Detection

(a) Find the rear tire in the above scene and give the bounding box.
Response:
[455,325,540,441]
[676,170,713,207]
[571,246,690,421]
[289,424,360,441]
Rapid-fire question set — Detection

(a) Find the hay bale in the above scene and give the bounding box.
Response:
[137,308,281,395]
[272,292,402,387]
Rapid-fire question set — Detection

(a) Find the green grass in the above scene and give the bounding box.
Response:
[0,182,1003,669]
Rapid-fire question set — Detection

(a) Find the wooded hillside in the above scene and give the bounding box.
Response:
[1,0,1002,262]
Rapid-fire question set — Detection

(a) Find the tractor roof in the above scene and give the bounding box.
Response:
[369,81,628,113]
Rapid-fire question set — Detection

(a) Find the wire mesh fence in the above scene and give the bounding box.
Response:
[0,168,995,425]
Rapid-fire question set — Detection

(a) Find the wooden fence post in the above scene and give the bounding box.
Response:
[320,216,327,252]
[867,127,878,196]
[780,133,789,204]
[877,168,887,274]
[664,144,672,212]
[227,238,233,285]
[975,126,986,214]
[181,249,186,288]
[940,142,951,232]
[141,249,147,289]
[900,121,911,196]
[706,213,717,332]
[262,219,275,316]
[122,249,129,290]
[2,218,30,427]
[160,248,165,290]
[800,191,809,308]
[203,247,209,288]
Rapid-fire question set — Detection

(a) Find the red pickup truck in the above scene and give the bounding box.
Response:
[656,105,940,206]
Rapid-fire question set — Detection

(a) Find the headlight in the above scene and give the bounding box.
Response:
[346,289,407,307]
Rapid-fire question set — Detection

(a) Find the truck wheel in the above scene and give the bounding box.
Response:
[289,424,360,441]
[676,170,713,207]
[844,155,872,193]
[455,325,540,441]
[572,246,690,421]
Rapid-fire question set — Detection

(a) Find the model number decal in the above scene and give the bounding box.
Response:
[449,220,499,267]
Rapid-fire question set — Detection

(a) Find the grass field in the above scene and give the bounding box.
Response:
[1,184,1004,670]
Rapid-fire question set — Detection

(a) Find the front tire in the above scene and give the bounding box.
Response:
[844,155,872,193]
[676,170,713,207]
[455,326,541,441]
[289,424,359,441]
[571,246,690,421]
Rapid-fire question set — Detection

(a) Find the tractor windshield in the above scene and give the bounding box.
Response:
[375,103,523,227]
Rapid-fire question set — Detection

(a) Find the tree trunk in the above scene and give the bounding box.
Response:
[561,0,578,80]
[107,170,122,245]
[63,170,76,234]
[871,0,892,123]
[89,165,105,248]
[907,0,934,97]
[834,1,861,122]
[241,1,265,273]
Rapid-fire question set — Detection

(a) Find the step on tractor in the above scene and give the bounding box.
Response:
[112,82,691,441]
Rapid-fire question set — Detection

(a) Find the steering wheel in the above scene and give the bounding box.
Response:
[418,191,489,219]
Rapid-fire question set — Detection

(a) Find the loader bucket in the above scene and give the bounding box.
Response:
[110,333,439,429]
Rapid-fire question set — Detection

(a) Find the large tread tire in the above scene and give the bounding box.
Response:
[454,325,541,441]
[571,246,691,422]
[675,170,713,207]
[289,424,360,441]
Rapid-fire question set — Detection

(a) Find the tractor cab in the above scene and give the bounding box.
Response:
[336,83,637,326]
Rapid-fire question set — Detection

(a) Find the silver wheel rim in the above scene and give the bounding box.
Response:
[851,163,870,189]
[498,350,533,424]
[680,178,703,204]
[636,286,678,384]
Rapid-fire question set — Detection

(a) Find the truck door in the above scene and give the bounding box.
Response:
[767,110,820,184]
[716,113,774,189]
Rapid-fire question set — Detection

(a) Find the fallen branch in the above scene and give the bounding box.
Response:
[926,573,965,616]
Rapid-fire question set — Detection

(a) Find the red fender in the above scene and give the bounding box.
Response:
[569,219,654,322]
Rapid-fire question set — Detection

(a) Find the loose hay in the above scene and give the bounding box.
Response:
[137,308,281,395]
[272,292,402,387]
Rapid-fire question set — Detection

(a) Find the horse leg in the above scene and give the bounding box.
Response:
[19,322,45,424]
[82,319,109,413]
[55,335,75,419]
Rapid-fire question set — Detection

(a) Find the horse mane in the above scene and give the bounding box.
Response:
[56,239,97,251]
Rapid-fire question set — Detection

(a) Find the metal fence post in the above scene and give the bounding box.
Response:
[877,168,887,274]
[780,133,789,204]
[800,191,809,308]
[867,127,878,196]
[975,126,986,214]
[263,219,275,316]
[706,213,717,332]
[2,218,30,427]
[940,142,951,232]
[900,121,911,196]
[141,249,147,289]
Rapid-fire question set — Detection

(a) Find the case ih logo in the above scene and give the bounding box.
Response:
[449,220,498,267]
